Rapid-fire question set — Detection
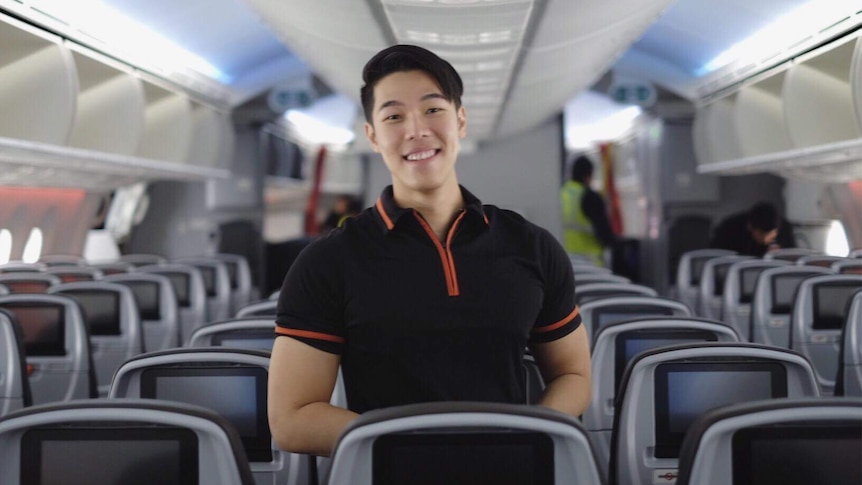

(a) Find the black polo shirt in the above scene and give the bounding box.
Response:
[276,185,580,413]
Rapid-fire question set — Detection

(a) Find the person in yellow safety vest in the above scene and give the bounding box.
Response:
[560,155,617,266]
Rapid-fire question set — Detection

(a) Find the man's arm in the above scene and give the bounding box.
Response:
[529,324,591,417]
[581,191,617,247]
[268,336,359,457]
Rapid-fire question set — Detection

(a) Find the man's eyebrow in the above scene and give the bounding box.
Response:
[377,93,447,112]
[378,100,402,111]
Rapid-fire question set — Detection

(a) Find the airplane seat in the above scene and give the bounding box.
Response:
[574,273,631,285]
[0,284,7,295]
[88,261,134,276]
[0,294,95,403]
[0,273,62,294]
[836,291,862,396]
[104,273,181,351]
[109,348,302,485]
[579,296,692,342]
[39,254,86,267]
[697,255,754,320]
[211,253,254,316]
[572,263,613,275]
[796,255,847,268]
[789,274,862,395]
[0,262,47,273]
[187,317,275,351]
[120,253,168,267]
[675,398,862,485]
[575,282,657,305]
[522,353,545,405]
[833,259,862,274]
[763,248,822,262]
[44,265,103,283]
[137,263,207,345]
[0,308,32,416]
[674,249,735,314]
[174,257,232,322]
[849,248,862,258]
[721,259,790,341]
[325,402,605,485]
[236,299,278,318]
[585,317,740,469]
[666,214,713,289]
[750,265,833,348]
[268,289,280,300]
[610,342,820,485]
[0,399,256,485]
[49,281,144,397]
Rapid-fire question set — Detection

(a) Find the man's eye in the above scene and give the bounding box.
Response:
[427,108,442,114]
[384,114,401,121]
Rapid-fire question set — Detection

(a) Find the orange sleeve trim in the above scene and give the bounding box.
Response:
[275,327,345,344]
[376,197,394,230]
[532,306,580,334]
[483,213,489,225]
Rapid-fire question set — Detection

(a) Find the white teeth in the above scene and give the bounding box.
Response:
[406,149,436,161]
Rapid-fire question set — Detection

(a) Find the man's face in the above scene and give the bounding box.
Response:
[364,70,466,197]
[750,227,778,245]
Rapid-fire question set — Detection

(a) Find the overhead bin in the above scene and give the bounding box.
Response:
[694,31,862,181]
[0,12,230,190]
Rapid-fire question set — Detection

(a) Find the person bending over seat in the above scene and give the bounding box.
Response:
[710,202,795,257]
[268,44,591,457]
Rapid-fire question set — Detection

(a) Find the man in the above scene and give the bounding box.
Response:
[710,202,795,257]
[560,155,617,265]
[268,45,591,456]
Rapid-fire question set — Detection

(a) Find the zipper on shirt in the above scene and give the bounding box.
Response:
[413,209,466,296]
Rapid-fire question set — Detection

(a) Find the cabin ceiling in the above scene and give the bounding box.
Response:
[3,0,839,144]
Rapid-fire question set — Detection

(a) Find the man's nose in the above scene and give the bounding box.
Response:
[405,115,430,140]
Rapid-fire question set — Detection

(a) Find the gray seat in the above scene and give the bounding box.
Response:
[0,399,255,485]
[137,263,207,345]
[174,257,232,322]
[522,353,545,405]
[89,261,134,275]
[851,248,862,258]
[575,273,631,285]
[44,265,103,283]
[796,254,848,268]
[0,308,31,417]
[104,273,181,351]
[763,248,822,262]
[572,263,613,275]
[720,259,790,341]
[268,289,280,300]
[120,253,167,267]
[0,273,61,294]
[579,296,692,342]
[39,254,85,267]
[586,317,740,469]
[674,249,735,314]
[212,253,254,316]
[576,282,657,304]
[187,317,275,351]
[750,265,833,348]
[789,274,862,395]
[50,281,144,397]
[236,299,277,318]
[839,291,862,397]
[326,402,604,485]
[0,284,7,295]
[0,294,95,404]
[833,259,862,274]
[0,262,46,273]
[676,398,862,485]
[109,348,302,485]
[610,343,820,485]
[697,255,754,320]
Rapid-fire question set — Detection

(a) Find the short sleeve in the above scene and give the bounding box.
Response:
[275,237,346,354]
[530,227,581,343]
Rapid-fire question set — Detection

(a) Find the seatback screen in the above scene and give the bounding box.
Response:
[141,366,270,462]
[162,272,190,308]
[225,261,238,289]
[56,273,94,283]
[212,330,275,351]
[594,306,674,330]
[122,281,161,320]
[712,263,731,296]
[690,257,708,285]
[373,432,554,485]
[61,290,121,336]
[771,273,810,314]
[198,266,216,297]
[614,330,717,391]
[812,282,862,330]
[5,280,50,294]
[732,425,862,485]
[654,361,787,458]
[739,267,766,304]
[20,427,198,485]
[2,303,65,356]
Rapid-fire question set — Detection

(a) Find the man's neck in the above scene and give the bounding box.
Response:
[393,181,464,242]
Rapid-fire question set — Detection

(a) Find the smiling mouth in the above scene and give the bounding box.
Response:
[403,149,439,161]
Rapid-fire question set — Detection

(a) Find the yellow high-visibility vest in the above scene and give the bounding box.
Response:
[560,180,604,265]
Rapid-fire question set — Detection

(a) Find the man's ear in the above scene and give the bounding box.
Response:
[364,122,380,153]
[457,105,467,139]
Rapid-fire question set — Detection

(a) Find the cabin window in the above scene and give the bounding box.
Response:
[826,220,850,257]
[0,229,11,264]
[22,228,43,263]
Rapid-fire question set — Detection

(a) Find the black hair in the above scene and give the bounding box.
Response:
[747,202,780,231]
[571,155,594,183]
[360,44,463,123]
